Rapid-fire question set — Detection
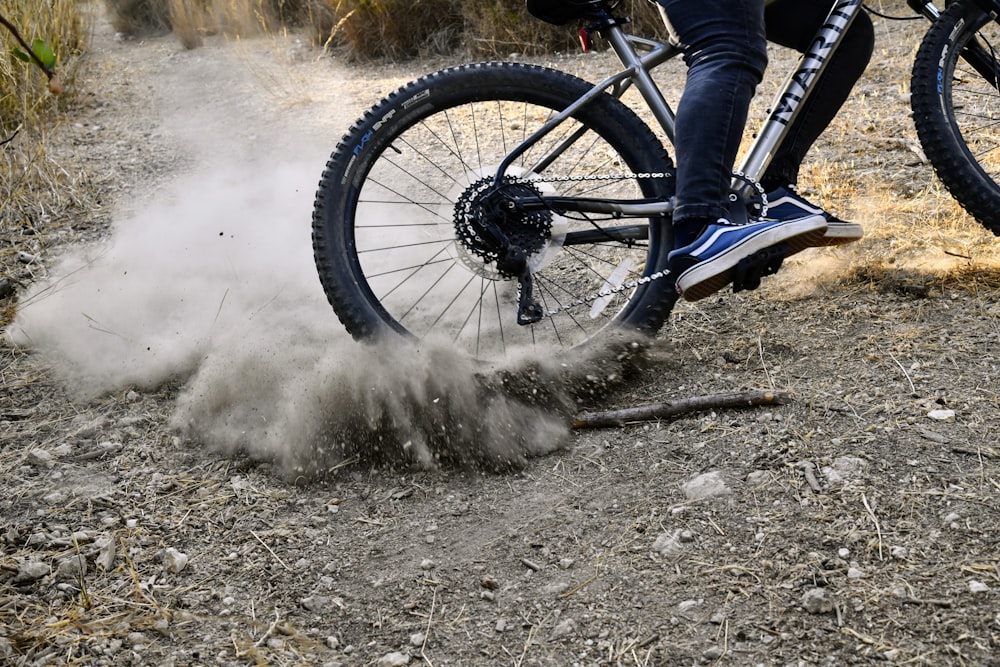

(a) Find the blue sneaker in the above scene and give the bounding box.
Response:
[766,185,863,246]
[668,215,828,302]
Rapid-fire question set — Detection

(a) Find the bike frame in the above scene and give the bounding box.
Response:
[507,0,999,234]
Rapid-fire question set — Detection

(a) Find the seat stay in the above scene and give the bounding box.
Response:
[496,27,681,182]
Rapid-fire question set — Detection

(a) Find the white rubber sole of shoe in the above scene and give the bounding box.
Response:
[818,221,864,246]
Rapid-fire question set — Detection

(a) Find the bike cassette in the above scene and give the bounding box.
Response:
[453,176,553,278]
[732,241,787,293]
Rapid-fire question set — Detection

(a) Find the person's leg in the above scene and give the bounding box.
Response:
[760,0,873,244]
[658,0,828,301]
[659,0,769,244]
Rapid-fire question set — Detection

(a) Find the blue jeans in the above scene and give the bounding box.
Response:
[656,0,768,237]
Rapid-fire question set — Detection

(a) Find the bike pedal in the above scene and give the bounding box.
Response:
[732,242,788,293]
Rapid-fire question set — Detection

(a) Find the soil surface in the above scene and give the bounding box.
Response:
[3,4,1000,666]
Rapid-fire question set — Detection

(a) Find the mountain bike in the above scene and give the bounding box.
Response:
[311,0,1000,361]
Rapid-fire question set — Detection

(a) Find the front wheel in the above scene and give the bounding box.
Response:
[911,0,1000,235]
[312,62,677,361]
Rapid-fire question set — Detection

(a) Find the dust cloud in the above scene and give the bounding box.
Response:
[7,152,615,476]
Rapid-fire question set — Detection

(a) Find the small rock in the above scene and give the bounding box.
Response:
[0,637,13,659]
[301,595,330,612]
[969,580,990,594]
[802,588,834,614]
[15,559,50,582]
[26,448,54,467]
[927,408,955,421]
[95,537,116,571]
[419,558,435,571]
[161,548,189,574]
[377,651,410,667]
[847,567,865,580]
[890,546,909,560]
[677,599,702,613]
[548,617,576,641]
[681,471,730,500]
[325,636,340,649]
[558,558,575,569]
[55,554,87,580]
[409,632,425,646]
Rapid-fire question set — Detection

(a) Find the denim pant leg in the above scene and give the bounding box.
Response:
[657,0,767,230]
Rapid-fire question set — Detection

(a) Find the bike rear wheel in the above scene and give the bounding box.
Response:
[312,62,677,361]
[911,0,1000,236]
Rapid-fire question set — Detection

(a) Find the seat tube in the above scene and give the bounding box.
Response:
[603,27,680,143]
[737,0,864,183]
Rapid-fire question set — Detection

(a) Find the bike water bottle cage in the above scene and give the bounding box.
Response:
[525,0,620,25]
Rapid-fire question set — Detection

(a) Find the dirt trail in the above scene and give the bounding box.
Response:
[2,6,1000,666]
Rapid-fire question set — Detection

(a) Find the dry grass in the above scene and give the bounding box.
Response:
[1,0,90,328]
[103,0,320,44]
[103,0,668,58]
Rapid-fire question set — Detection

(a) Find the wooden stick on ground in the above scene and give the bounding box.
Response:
[572,390,792,429]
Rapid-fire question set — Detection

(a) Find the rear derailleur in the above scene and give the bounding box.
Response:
[453,176,553,325]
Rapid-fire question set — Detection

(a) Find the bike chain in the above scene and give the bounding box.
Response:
[508,170,766,319]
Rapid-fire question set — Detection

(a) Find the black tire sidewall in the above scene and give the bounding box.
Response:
[911,1,1000,235]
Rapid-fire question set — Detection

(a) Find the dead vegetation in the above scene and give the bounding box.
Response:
[101,0,667,58]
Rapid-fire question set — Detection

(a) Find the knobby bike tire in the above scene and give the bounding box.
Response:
[911,0,1000,236]
[312,62,677,361]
